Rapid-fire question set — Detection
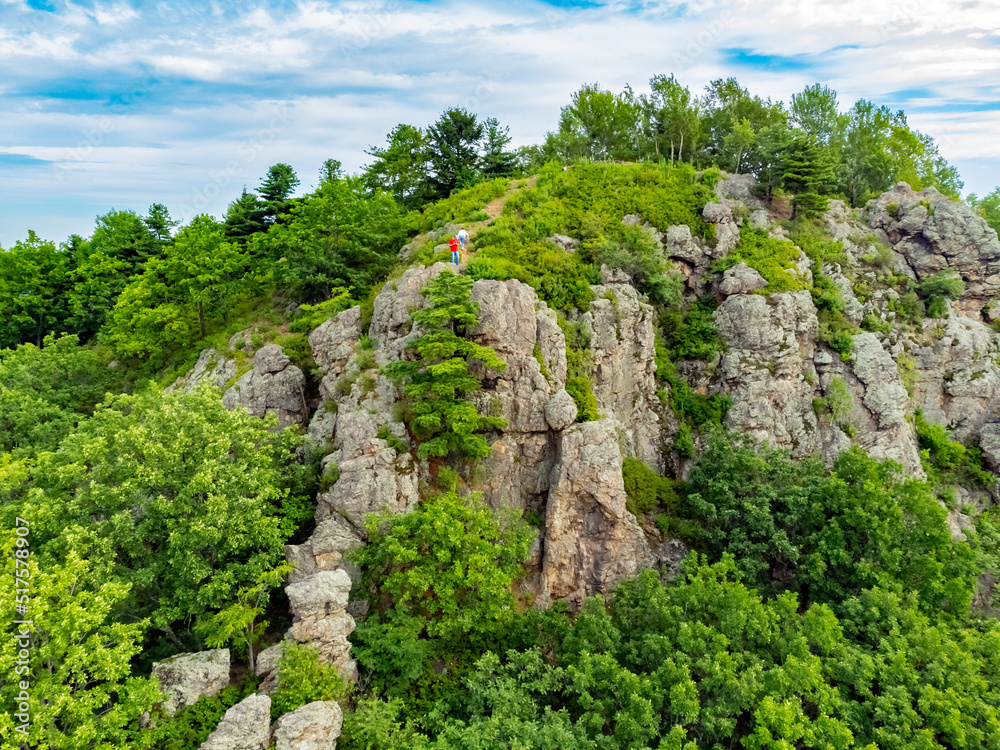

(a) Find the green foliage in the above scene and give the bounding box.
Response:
[105,214,255,370]
[271,641,349,720]
[655,349,732,427]
[915,410,995,491]
[968,187,1000,236]
[151,679,260,750]
[659,295,724,361]
[0,536,161,748]
[289,288,355,333]
[193,562,292,671]
[622,457,678,517]
[350,492,534,698]
[1,386,305,642]
[565,375,600,422]
[0,231,71,349]
[378,425,410,455]
[686,431,977,614]
[382,270,508,459]
[0,335,117,457]
[917,270,965,318]
[341,696,428,750]
[264,173,407,304]
[411,177,509,234]
[716,227,807,292]
[813,376,853,422]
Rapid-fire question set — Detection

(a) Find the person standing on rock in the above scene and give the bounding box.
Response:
[457,228,469,252]
[449,235,460,266]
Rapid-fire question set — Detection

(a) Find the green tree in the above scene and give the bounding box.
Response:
[88,208,160,269]
[553,83,641,161]
[350,491,533,696]
[480,117,518,178]
[782,135,836,218]
[790,83,846,145]
[105,214,251,367]
[224,188,268,241]
[145,203,178,246]
[427,108,485,199]
[642,74,702,164]
[0,231,70,348]
[968,187,1000,235]
[0,334,115,456]
[265,173,406,303]
[701,77,786,170]
[258,163,300,224]
[363,123,432,209]
[65,245,132,340]
[0,537,161,749]
[383,269,508,459]
[2,386,303,644]
[724,116,756,173]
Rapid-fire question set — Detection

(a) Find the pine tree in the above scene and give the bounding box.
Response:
[781,135,835,218]
[383,270,508,459]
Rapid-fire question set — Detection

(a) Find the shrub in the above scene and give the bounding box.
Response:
[565,376,600,422]
[350,492,534,697]
[622,457,678,517]
[271,642,348,720]
[713,228,807,293]
[813,377,853,422]
[660,296,724,361]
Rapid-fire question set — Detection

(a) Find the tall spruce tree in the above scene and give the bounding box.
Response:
[383,270,508,459]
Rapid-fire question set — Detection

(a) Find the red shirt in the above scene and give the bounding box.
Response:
[449,238,459,251]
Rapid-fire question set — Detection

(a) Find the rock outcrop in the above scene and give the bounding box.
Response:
[164,348,236,394]
[541,419,653,609]
[868,182,1000,317]
[151,649,230,717]
[272,701,343,750]
[582,271,665,469]
[714,291,820,456]
[285,570,357,681]
[200,693,271,750]
[222,345,308,428]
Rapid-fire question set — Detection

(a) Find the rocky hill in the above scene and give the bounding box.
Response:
[149,169,1000,748]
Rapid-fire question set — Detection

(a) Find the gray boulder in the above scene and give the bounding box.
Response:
[981,423,1000,472]
[222,345,308,428]
[549,234,580,252]
[273,701,343,750]
[868,183,1000,316]
[718,262,767,296]
[200,693,271,750]
[165,348,236,394]
[309,306,362,381]
[544,389,578,431]
[152,649,230,717]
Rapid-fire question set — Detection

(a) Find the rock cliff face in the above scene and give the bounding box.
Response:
[541,419,653,608]
[583,269,665,469]
[868,183,1000,317]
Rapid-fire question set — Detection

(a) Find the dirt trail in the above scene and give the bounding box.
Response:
[456,175,538,270]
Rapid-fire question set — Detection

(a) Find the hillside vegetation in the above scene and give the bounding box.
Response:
[3,75,1000,750]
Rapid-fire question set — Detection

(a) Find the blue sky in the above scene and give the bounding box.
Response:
[2,0,1000,247]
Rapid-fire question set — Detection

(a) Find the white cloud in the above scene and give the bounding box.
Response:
[2,0,1000,246]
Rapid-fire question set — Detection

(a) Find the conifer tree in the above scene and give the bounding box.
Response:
[781,135,835,218]
[383,270,508,459]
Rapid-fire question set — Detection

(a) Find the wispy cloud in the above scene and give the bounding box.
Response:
[2,0,999,246]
